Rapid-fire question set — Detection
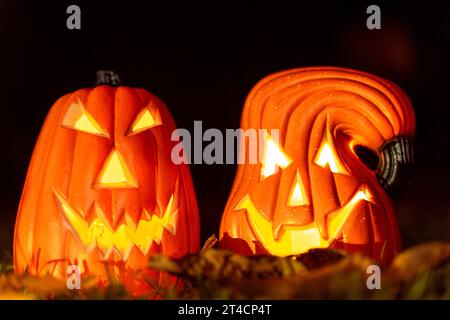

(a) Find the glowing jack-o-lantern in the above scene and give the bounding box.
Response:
[220,67,415,264]
[14,71,200,289]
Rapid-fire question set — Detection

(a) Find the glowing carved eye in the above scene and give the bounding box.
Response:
[260,134,292,179]
[314,129,349,175]
[62,99,109,137]
[128,107,162,136]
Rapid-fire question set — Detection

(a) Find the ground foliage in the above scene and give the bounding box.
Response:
[1,236,449,300]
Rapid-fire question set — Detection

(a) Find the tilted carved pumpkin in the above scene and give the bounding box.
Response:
[219,67,415,264]
[14,71,200,290]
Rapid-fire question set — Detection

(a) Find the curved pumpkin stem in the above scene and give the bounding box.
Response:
[96,70,121,86]
[377,136,414,197]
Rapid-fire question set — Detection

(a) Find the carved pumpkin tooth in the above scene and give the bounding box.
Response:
[124,211,137,231]
[141,208,153,221]
[94,202,114,231]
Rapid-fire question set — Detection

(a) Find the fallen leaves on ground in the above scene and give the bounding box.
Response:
[150,237,450,299]
[1,237,449,299]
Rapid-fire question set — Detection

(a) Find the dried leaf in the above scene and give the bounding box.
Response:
[201,234,219,251]
[149,249,307,282]
[21,276,68,293]
[0,291,37,300]
[295,248,346,270]
[222,255,377,299]
[389,242,450,282]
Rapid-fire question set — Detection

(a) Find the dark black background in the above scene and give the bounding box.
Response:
[0,1,449,258]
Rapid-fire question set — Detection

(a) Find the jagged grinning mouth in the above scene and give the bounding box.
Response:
[234,185,375,256]
[53,189,178,260]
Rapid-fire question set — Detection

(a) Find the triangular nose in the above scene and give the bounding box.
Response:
[96,149,138,188]
[287,170,309,207]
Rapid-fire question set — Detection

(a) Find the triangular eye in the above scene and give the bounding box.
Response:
[62,99,109,137]
[128,107,162,135]
[313,127,349,175]
[260,134,292,179]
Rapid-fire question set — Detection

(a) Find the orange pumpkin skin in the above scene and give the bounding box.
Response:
[14,75,199,293]
[219,67,415,264]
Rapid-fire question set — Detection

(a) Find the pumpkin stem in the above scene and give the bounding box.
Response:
[96,70,121,86]
[376,136,414,197]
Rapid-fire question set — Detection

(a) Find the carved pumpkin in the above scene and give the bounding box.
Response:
[219,67,415,264]
[14,71,200,290]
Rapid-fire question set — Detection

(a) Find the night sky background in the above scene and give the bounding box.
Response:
[0,1,449,259]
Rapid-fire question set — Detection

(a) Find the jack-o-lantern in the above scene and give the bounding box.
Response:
[219,67,415,264]
[14,71,200,291]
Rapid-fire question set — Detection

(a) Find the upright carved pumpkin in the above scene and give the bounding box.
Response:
[14,71,200,290]
[220,67,415,264]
